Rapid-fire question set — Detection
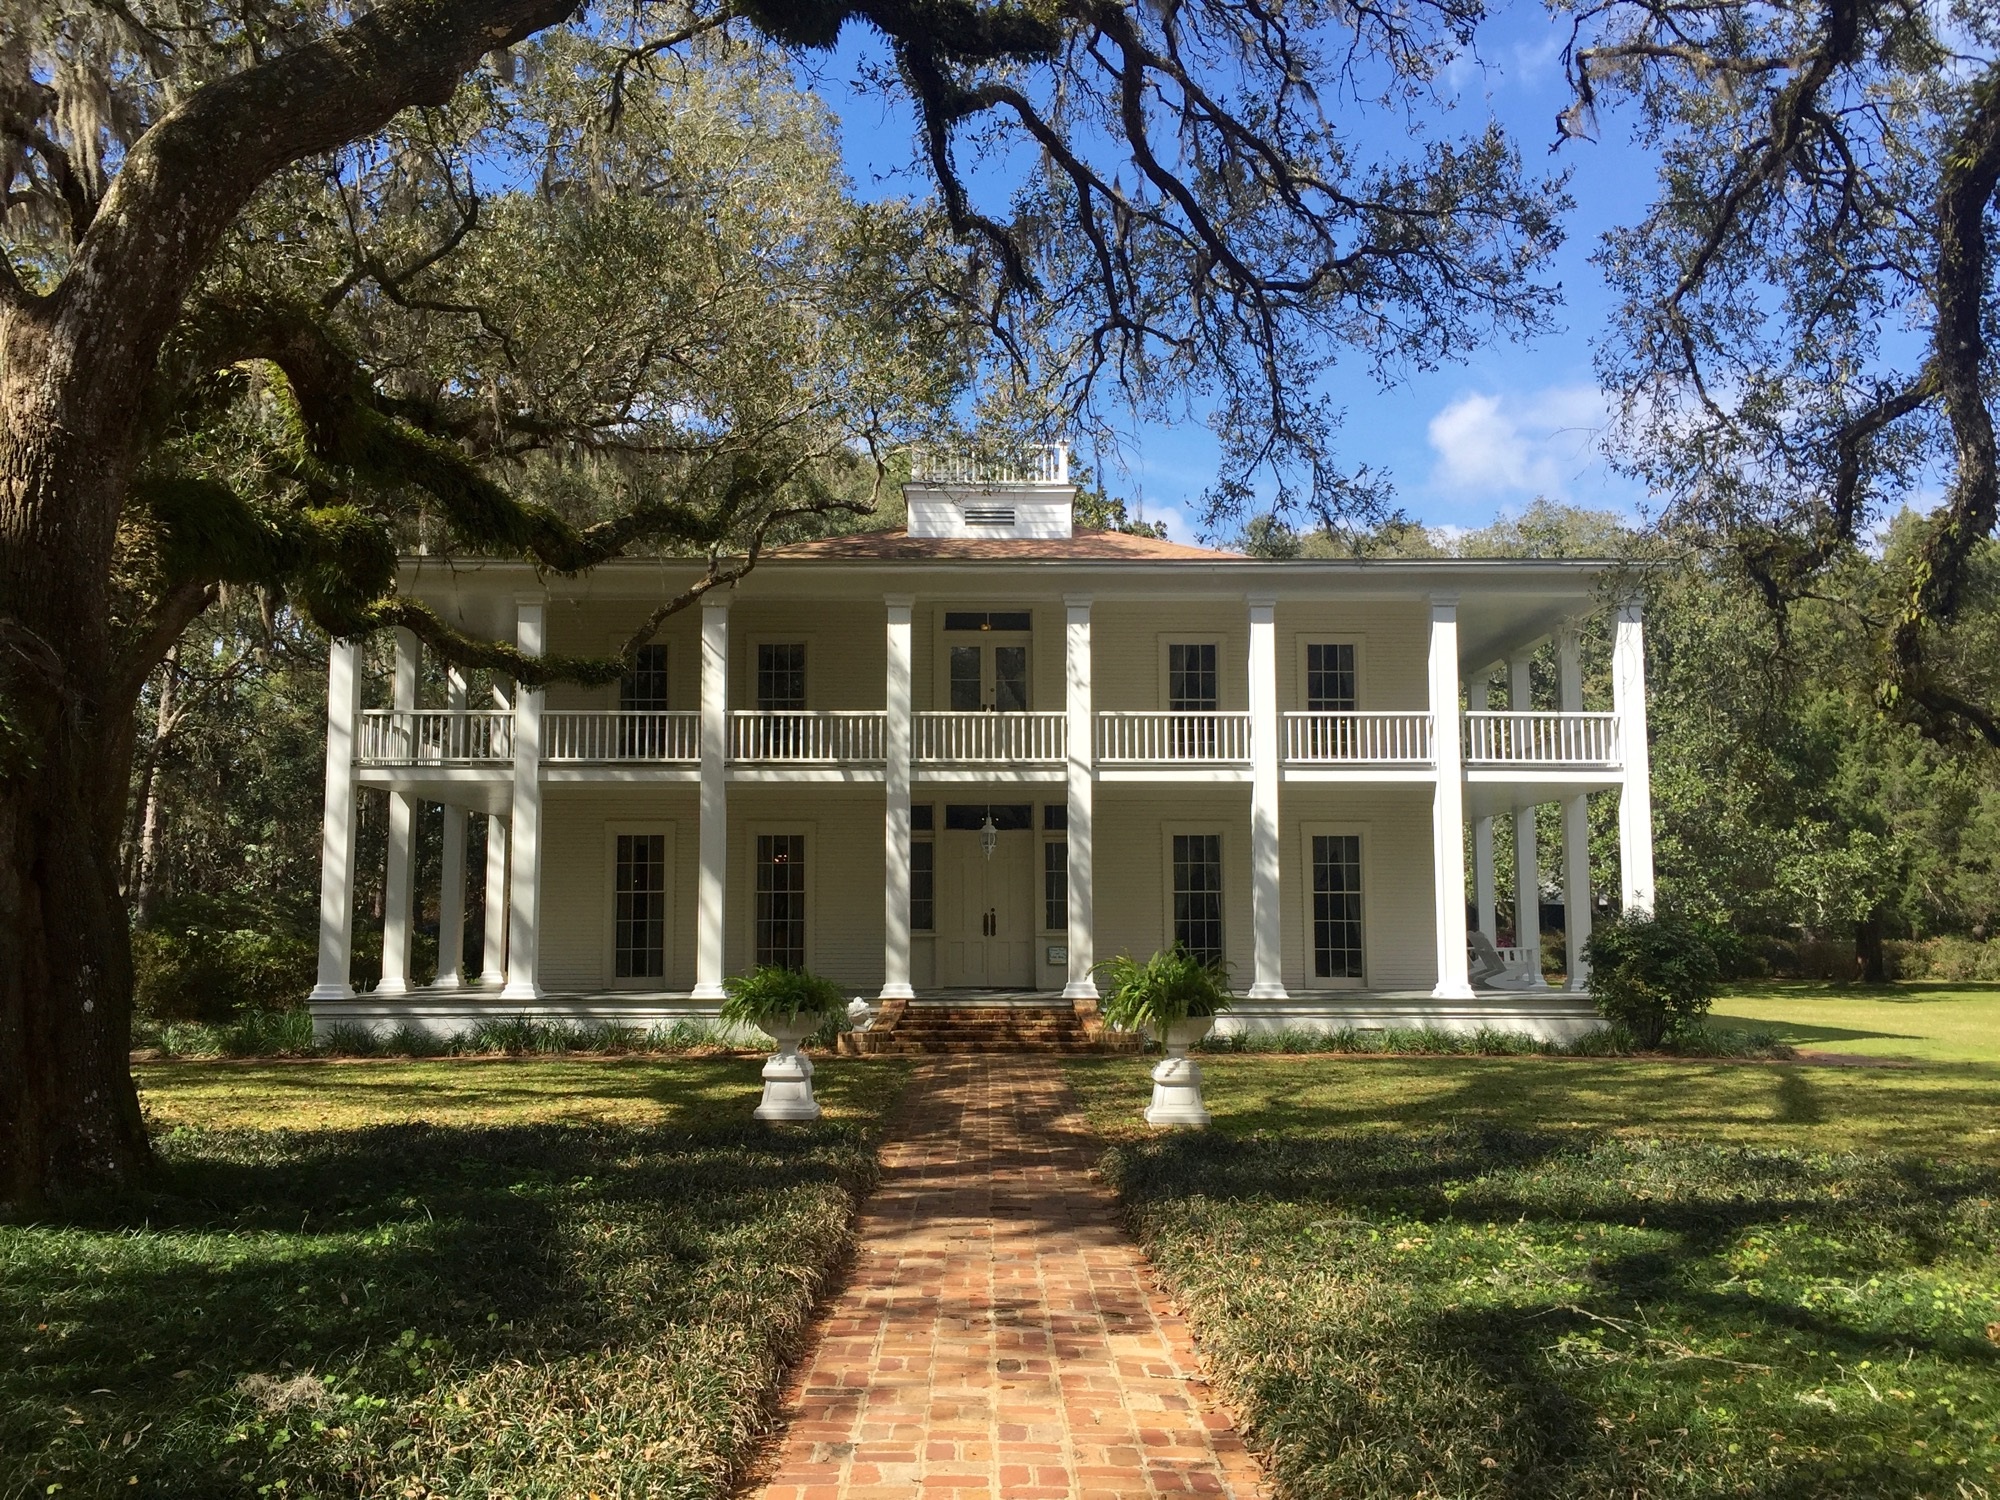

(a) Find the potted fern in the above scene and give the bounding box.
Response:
[720,966,848,1121]
[1095,947,1233,1127]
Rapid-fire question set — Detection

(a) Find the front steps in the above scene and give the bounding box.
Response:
[866,999,1127,1054]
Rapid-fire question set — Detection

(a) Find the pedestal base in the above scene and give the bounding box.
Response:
[755,1019,822,1122]
[1144,1017,1214,1128]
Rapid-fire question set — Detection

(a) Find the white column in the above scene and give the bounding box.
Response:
[480,814,509,987]
[1246,597,1286,999]
[1468,675,1496,938]
[310,638,362,1000]
[1612,598,1656,915]
[376,629,419,996]
[881,596,915,1000]
[501,597,545,1000]
[1509,650,1545,985]
[694,597,730,999]
[1558,627,1592,989]
[1063,596,1097,1002]
[434,667,469,988]
[1429,596,1473,998]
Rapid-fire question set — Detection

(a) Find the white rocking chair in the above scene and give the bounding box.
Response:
[1468,930,1544,991]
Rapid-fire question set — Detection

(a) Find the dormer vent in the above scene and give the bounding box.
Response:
[963,506,1016,527]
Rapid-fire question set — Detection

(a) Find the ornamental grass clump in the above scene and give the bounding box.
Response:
[719,966,849,1030]
[1582,910,1722,1048]
[1095,947,1234,1034]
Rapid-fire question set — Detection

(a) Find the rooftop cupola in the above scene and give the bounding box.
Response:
[905,443,1074,540]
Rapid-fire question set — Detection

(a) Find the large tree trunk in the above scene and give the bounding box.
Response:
[0,304,154,1205]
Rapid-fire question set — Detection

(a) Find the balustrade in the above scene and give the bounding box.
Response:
[914,711,1066,763]
[1096,711,1252,764]
[1463,711,1620,765]
[1284,711,1434,764]
[730,710,886,763]
[356,709,512,764]
[544,711,699,762]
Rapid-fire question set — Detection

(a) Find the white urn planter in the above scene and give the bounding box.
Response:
[753,1014,822,1122]
[1144,1015,1215,1128]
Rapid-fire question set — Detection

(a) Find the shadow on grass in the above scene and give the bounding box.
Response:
[2,1114,882,1499]
[1103,1123,2000,1500]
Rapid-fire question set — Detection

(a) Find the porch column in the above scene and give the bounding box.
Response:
[1063,596,1097,1003]
[1558,627,1592,990]
[1247,597,1286,999]
[501,597,545,1000]
[881,596,915,1000]
[1428,595,1473,998]
[480,813,509,987]
[1468,675,1497,938]
[1509,650,1546,986]
[694,596,730,999]
[1612,597,1656,914]
[434,666,469,988]
[310,637,362,1000]
[376,629,419,996]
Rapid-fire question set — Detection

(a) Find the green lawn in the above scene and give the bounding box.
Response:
[1069,1055,2000,1499]
[2,1057,909,1500]
[1710,981,2000,1063]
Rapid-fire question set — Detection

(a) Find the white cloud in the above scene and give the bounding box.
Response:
[1425,384,1610,500]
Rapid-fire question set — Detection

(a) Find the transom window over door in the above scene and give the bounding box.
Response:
[1305,643,1357,711]
[1172,833,1224,965]
[756,834,806,968]
[1312,834,1364,979]
[614,833,666,979]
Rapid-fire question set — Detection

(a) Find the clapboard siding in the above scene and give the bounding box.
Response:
[1278,600,1430,712]
[1092,786,1256,976]
[729,788,884,987]
[727,600,883,710]
[1280,784,1438,991]
[538,789,700,992]
[541,602,704,713]
[1090,602,1248,711]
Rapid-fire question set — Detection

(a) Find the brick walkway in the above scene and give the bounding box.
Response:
[753,1056,1267,1500]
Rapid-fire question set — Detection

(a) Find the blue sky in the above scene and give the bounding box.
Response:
[802,6,1667,542]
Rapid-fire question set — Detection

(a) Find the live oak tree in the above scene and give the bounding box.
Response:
[1,0,1560,1200]
[1556,0,2000,741]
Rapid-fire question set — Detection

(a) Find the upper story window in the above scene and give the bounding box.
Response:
[1167,643,1219,711]
[757,644,807,710]
[620,644,669,712]
[1305,643,1357,711]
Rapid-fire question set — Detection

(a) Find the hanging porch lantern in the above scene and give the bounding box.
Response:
[979,811,999,861]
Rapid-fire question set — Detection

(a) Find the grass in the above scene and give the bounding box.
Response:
[136,1011,759,1060]
[1709,980,2000,1064]
[3,1057,910,1500]
[1068,1055,2000,1499]
[1196,1023,1795,1059]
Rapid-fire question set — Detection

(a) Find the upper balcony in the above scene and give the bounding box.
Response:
[355,707,1624,778]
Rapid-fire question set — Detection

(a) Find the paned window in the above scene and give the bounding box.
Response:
[1167,643,1219,710]
[1312,834,1364,979]
[994,646,1028,711]
[1044,840,1068,932]
[756,644,807,710]
[943,611,1032,632]
[949,645,982,711]
[910,840,935,932]
[1305,643,1357,712]
[755,834,806,969]
[1043,804,1067,831]
[1171,833,1224,965]
[944,804,1033,831]
[614,833,666,979]
[620,644,670,711]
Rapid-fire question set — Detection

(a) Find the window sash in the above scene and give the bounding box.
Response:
[1171,832,1224,965]
[1043,840,1067,932]
[1311,833,1364,979]
[755,833,807,968]
[619,644,670,712]
[614,833,666,979]
[1306,643,1357,712]
[910,840,935,932]
[756,644,807,711]
[1168,643,1219,711]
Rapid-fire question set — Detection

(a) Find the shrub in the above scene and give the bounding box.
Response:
[132,898,315,1023]
[1095,947,1234,1034]
[1582,910,1722,1048]
[720,966,850,1030]
[1885,935,2000,981]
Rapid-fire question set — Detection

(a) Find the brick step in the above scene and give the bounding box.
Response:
[879,1039,1107,1054]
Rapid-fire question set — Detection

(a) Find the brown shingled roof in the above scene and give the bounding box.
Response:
[766,527,1245,561]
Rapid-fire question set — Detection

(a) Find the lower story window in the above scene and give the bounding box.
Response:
[1312,834,1364,979]
[911,839,935,932]
[1171,833,1223,965]
[614,833,666,979]
[756,834,806,969]
[1044,840,1067,931]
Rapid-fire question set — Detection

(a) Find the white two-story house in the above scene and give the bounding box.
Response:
[305,451,1655,1042]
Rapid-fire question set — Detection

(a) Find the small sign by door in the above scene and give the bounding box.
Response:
[1046,944,1068,965]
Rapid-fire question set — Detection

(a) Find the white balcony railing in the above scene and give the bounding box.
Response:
[730,710,886,764]
[1284,711,1434,765]
[910,442,1069,486]
[544,711,699,762]
[915,711,1066,764]
[357,709,512,765]
[1464,711,1621,765]
[1097,711,1252,765]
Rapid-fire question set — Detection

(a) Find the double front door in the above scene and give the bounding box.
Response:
[949,640,1029,712]
[937,822,1035,988]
